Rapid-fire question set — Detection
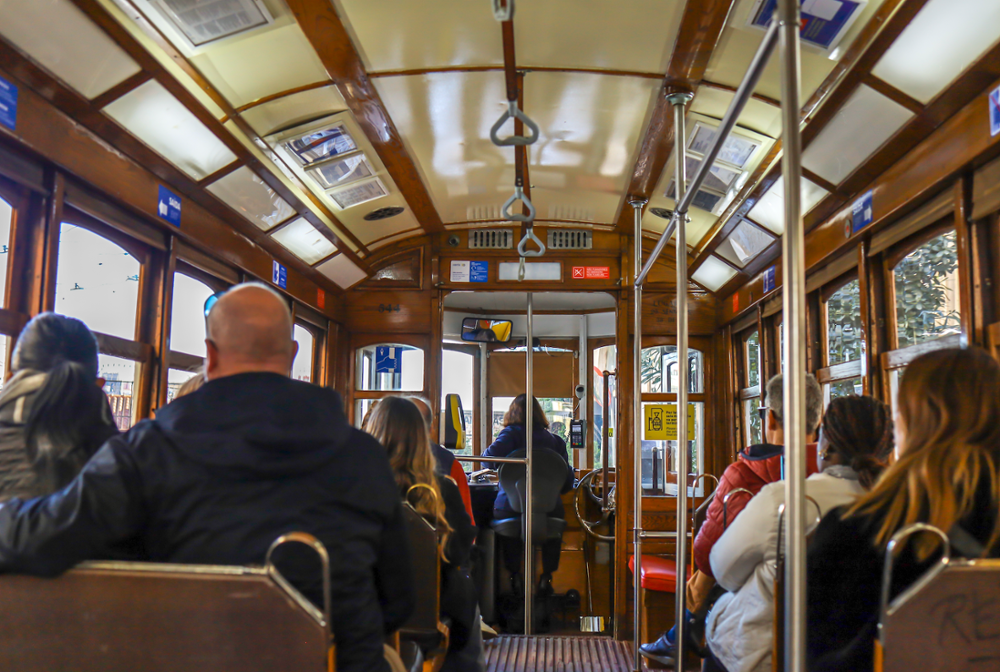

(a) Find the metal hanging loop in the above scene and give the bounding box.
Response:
[517,226,545,258]
[492,0,513,21]
[502,185,536,223]
[490,99,540,147]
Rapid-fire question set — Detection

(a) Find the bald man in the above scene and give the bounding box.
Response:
[0,283,415,672]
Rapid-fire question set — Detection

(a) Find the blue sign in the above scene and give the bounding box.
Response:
[0,76,18,132]
[751,0,864,51]
[272,260,287,289]
[851,190,874,234]
[990,84,1000,137]
[375,346,402,374]
[470,261,488,283]
[157,185,181,226]
[763,266,776,294]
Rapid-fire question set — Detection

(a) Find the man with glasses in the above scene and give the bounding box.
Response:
[640,373,823,667]
[0,283,415,672]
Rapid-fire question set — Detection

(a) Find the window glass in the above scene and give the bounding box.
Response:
[0,196,12,308]
[56,224,140,340]
[640,401,705,496]
[640,346,704,394]
[442,349,475,467]
[828,378,862,402]
[356,344,424,391]
[491,396,515,442]
[744,397,763,446]
[746,331,760,387]
[489,395,576,468]
[292,324,315,383]
[356,398,377,429]
[893,230,961,348]
[100,354,138,430]
[593,345,617,469]
[166,368,197,403]
[170,273,215,357]
[826,279,861,365]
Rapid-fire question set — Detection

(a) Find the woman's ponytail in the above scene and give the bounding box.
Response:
[822,395,894,491]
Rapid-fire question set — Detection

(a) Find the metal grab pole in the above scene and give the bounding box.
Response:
[668,90,694,669]
[779,1,807,671]
[635,19,780,288]
[629,197,646,671]
[524,291,534,635]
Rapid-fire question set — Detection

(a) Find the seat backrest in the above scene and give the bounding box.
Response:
[442,393,466,450]
[400,503,442,634]
[498,447,568,515]
[0,561,330,672]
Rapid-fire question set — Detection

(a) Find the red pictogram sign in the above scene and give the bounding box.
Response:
[572,266,610,279]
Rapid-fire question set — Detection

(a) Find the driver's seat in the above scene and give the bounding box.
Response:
[490,448,568,545]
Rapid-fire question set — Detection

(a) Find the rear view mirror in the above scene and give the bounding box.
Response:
[461,318,512,343]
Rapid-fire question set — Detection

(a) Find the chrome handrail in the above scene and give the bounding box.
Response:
[265,532,332,638]
[878,523,951,645]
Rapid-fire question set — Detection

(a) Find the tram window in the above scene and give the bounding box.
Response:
[893,230,961,348]
[166,368,196,403]
[355,398,376,429]
[745,331,761,387]
[356,344,424,391]
[442,349,475,467]
[744,397,763,446]
[593,345,617,469]
[292,324,314,383]
[490,395,576,467]
[827,378,862,402]
[640,401,705,496]
[55,224,140,341]
[170,272,215,358]
[640,346,704,394]
[100,355,139,431]
[826,279,861,365]
[0,196,12,308]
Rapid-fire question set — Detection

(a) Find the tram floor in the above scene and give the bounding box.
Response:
[484,635,634,672]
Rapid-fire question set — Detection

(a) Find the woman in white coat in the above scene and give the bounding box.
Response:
[702,395,894,672]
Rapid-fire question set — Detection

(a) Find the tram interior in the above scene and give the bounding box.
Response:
[0,0,999,671]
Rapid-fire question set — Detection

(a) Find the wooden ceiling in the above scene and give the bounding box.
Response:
[0,0,997,293]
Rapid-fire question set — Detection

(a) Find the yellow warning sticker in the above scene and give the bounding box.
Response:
[643,404,695,441]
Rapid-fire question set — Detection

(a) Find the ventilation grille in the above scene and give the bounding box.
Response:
[469,229,514,249]
[150,0,274,47]
[547,229,592,250]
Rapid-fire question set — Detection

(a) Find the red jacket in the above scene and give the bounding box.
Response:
[693,443,818,578]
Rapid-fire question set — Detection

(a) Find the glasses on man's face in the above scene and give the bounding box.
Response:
[757,406,769,422]
[203,290,226,318]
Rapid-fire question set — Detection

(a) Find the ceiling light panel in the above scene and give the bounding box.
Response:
[872,0,1000,104]
[148,0,272,47]
[802,84,914,185]
[104,80,236,180]
[692,255,738,292]
[206,166,296,230]
[316,254,367,289]
[309,154,374,190]
[716,219,776,268]
[515,0,684,73]
[0,0,141,99]
[271,217,337,265]
[335,0,502,72]
[748,176,830,235]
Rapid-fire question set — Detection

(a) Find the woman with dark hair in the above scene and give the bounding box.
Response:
[0,313,118,501]
[483,394,574,604]
[363,397,478,669]
[702,395,894,672]
[806,348,1000,672]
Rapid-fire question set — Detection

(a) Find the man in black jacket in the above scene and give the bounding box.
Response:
[0,283,414,672]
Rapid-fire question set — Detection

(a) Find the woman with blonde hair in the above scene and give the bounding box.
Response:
[363,397,478,669]
[806,348,1000,671]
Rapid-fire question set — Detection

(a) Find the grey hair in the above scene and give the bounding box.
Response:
[764,372,823,435]
[406,395,434,429]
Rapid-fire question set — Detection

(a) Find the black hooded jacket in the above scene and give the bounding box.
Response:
[0,372,414,672]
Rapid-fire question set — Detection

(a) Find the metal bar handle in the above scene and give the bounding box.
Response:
[775,496,823,562]
[878,523,950,643]
[517,226,546,257]
[490,99,540,147]
[455,455,527,464]
[266,532,332,637]
[722,487,754,529]
[503,185,536,223]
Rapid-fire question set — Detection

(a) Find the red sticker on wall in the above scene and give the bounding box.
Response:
[317,288,326,309]
[733,293,739,312]
[572,266,610,279]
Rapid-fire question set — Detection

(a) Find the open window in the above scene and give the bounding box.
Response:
[354,342,426,426]
[817,274,863,405]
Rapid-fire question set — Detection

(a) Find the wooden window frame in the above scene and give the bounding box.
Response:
[349,334,431,425]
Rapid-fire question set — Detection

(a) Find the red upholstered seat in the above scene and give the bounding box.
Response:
[628,555,680,593]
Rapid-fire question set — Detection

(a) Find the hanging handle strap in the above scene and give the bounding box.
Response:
[492,0,513,21]
[490,99,540,147]
[503,185,536,223]
[517,226,545,258]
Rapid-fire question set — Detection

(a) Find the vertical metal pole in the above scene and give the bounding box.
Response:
[778,2,807,672]
[524,291,534,635]
[667,89,694,668]
[629,197,646,670]
[579,315,588,426]
[480,342,489,458]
